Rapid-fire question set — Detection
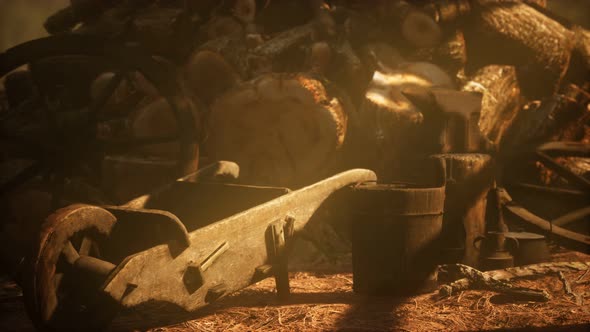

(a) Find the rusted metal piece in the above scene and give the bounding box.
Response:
[100,169,375,311]
[22,204,119,331]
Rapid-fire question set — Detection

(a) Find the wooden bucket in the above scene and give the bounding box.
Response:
[348,182,445,295]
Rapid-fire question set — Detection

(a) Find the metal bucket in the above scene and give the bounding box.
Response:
[348,181,445,295]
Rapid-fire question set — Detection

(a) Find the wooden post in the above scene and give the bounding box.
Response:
[433,154,493,268]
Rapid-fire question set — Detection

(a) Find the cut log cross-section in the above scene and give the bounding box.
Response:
[205,73,350,187]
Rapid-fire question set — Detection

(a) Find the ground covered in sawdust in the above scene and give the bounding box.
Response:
[1,250,589,331]
[108,250,590,332]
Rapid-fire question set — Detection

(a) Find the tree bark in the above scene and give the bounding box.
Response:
[462,65,523,148]
[464,2,575,97]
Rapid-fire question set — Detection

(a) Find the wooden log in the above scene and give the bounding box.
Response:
[501,84,590,152]
[423,0,547,24]
[462,65,523,149]
[463,2,575,97]
[378,1,442,48]
[358,42,405,74]
[204,73,351,187]
[433,154,493,267]
[434,30,467,79]
[439,261,590,296]
[183,50,241,105]
[130,98,199,163]
[438,264,551,301]
[327,39,368,104]
[568,26,590,84]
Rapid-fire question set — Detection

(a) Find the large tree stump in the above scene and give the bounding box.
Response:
[463,2,575,97]
[204,73,351,187]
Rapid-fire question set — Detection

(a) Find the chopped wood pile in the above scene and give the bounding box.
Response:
[0,0,588,189]
[0,1,589,331]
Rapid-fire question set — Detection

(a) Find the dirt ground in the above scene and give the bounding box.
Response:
[1,248,589,332]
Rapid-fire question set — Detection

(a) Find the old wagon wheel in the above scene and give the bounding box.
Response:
[0,35,200,207]
[22,204,119,331]
[500,141,590,253]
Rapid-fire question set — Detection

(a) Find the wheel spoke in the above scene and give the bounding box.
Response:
[552,206,590,227]
[88,72,124,123]
[62,241,80,265]
[536,151,590,192]
[79,236,93,256]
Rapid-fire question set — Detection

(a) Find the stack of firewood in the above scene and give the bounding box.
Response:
[168,0,588,186]
[7,0,590,188]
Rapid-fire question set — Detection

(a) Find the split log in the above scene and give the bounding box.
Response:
[404,29,467,84]
[378,1,442,48]
[423,0,547,24]
[204,73,350,187]
[327,39,368,104]
[131,97,200,165]
[433,30,467,80]
[438,264,551,301]
[183,50,241,104]
[501,84,590,152]
[202,21,316,78]
[463,2,575,97]
[198,32,252,80]
[462,65,523,149]
[200,15,244,41]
